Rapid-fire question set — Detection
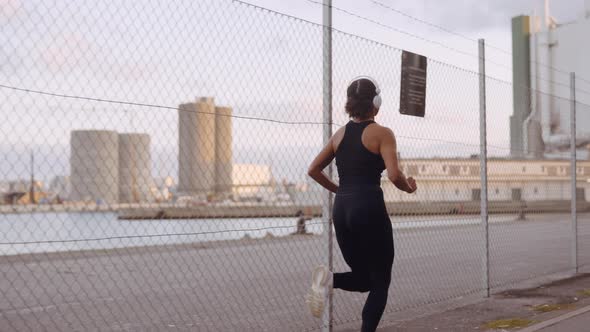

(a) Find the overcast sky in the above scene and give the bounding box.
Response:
[1,0,587,182]
[246,0,586,75]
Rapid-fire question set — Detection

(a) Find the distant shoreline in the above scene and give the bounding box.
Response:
[1,200,588,218]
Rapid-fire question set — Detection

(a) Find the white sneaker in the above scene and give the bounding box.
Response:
[305,265,333,318]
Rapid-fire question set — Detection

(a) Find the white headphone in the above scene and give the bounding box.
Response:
[348,76,382,109]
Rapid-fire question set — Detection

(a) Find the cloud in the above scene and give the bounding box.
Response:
[381,0,584,33]
[40,32,150,81]
[0,0,21,22]
[42,32,92,72]
[0,49,21,77]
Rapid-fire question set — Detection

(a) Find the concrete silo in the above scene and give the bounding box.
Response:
[214,106,233,194]
[70,130,119,203]
[178,97,216,196]
[118,133,153,203]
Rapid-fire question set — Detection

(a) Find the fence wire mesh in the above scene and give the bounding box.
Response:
[486,78,575,293]
[329,31,484,328]
[1,1,590,331]
[1,1,327,331]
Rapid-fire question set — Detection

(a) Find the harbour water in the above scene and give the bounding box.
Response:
[0,212,517,256]
[0,212,324,256]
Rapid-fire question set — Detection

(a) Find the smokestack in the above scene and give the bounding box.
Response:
[543,0,557,29]
[544,0,550,28]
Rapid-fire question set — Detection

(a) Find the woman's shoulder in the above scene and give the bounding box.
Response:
[331,125,347,151]
[368,122,394,137]
[334,125,347,137]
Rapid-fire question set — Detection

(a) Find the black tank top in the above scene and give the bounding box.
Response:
[335,120,386,190]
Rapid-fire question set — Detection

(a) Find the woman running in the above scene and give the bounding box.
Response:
[306,77,417,332]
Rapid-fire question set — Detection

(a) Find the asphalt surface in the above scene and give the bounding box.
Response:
[1,212,589,331]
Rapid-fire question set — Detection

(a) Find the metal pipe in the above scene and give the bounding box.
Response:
[570,72,578,273]
[479,39,490,297]
[322,0,333,330]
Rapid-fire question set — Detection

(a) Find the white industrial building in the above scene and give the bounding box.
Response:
[382,158,590,203]
[511,0,590,158]
[153,176,175,201]
[231,164,275,201]
[48,176,71,199]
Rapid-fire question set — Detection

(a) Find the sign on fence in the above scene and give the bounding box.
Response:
[400,50,427,117]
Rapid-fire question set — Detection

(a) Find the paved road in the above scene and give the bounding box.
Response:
[1,212,589,331]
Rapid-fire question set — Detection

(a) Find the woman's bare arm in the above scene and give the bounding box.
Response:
[379,128,417,193]
[307,138,339,194]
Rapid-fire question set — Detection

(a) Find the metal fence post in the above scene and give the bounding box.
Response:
[570,72,578,274]
[322,0,334,330]
[478,39,490,297]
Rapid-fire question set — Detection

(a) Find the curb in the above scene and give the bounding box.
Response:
[519,304,590,332]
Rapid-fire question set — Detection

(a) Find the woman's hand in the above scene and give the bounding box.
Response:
[406,177,417,193]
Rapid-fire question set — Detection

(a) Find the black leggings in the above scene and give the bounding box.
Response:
[333,187,394,332]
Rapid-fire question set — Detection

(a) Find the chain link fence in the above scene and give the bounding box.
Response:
[330,30,485,328]
[1,1,590,331]
[486,78,573,293]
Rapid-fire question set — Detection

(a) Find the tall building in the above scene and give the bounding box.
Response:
[214,106,233,194]
[177,98,216,196]
[70,130,154,204]
[177,98,233,197]
[118,133,154,203]
[510,15,533,159]
[70,130,119,203]
[511,1,590,159]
